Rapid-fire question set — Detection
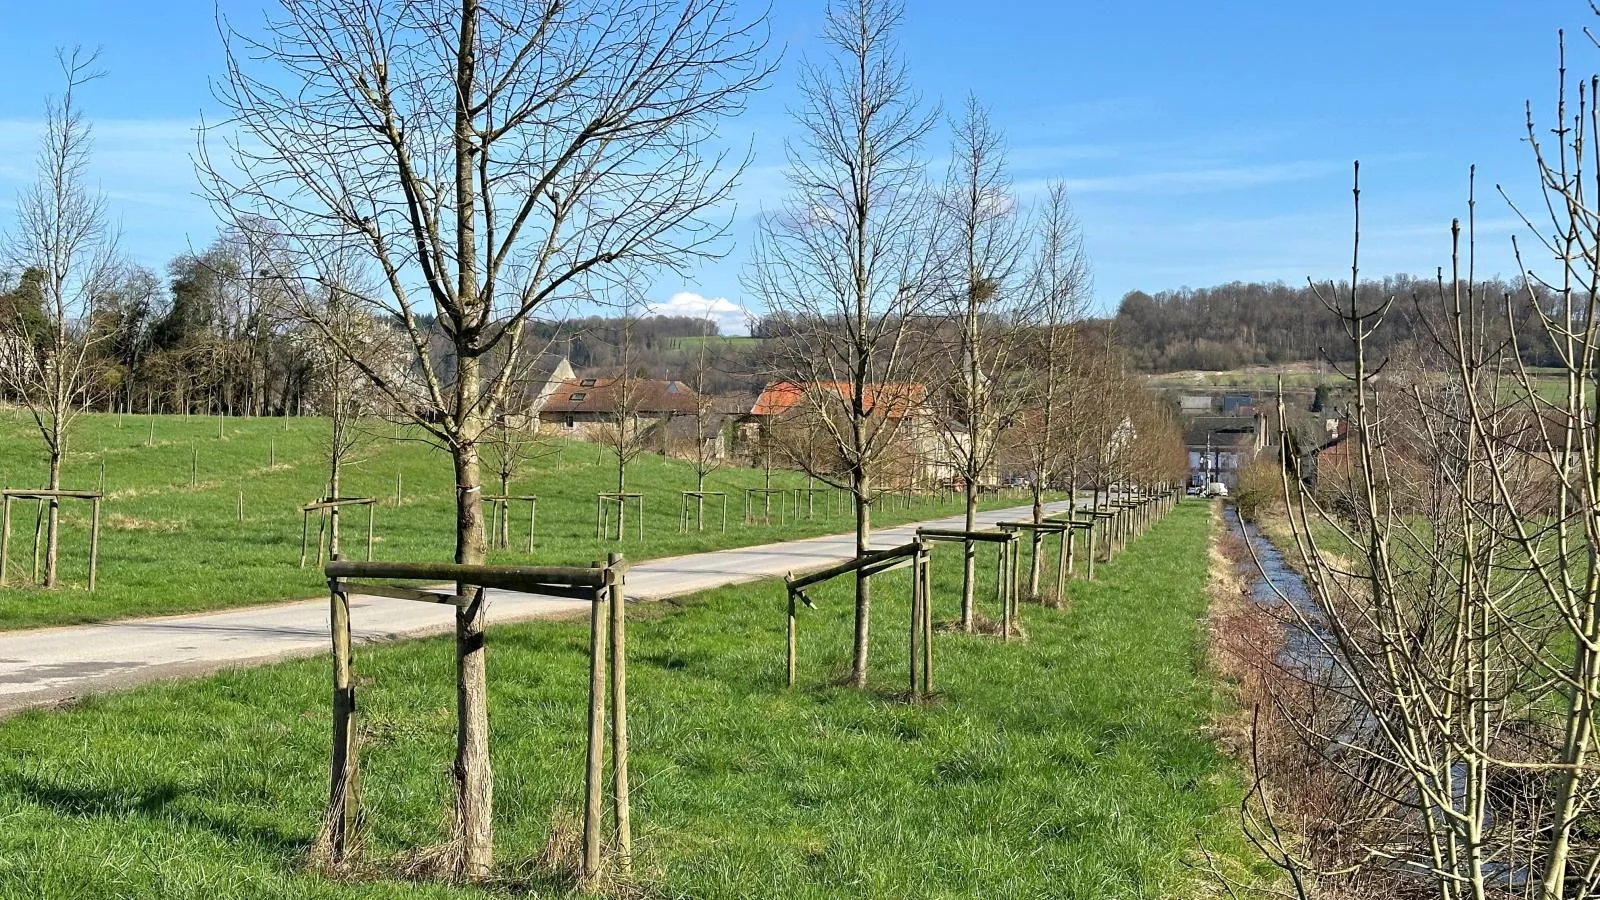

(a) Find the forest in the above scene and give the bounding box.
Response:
[1112,274,1566,372]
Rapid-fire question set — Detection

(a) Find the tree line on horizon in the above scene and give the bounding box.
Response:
[1113,274,1567,372]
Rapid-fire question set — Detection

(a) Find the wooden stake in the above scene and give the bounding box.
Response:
[582,563,608,884]
[0,495,10,586]
[921,553,933,695]
[326,573,360,862]
[608,552,632,875]
[89,497,100,592]
[785,588,798,688]
[909,549,921,697]
[32,500,43,583]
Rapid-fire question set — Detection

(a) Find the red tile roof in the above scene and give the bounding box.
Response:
[750,381,926,419]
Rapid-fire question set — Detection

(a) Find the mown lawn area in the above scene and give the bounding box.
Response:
[0,412,984,629]
[0,499,1266,898]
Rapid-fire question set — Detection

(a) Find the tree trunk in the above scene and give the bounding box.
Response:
[44,448,62,588]
[960,481,977,631]
[1028,487,1044,599]
[851,467,872,688]
[328,449,341,559]
[451,435,493,878]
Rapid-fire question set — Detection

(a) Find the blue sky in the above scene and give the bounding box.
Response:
[0,1,1578,332]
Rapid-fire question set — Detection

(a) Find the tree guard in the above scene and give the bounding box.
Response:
[596,492,644,541]
[784,540,931,696]
[0,489,103,591]
[320,555,632,883]
[743,487,789,525]
[678,490,727,533]
[791,485,830,520]
[915,527,1021,639]
[299,497,377,568]
[485,494,537,552]
[997,519,1073,609]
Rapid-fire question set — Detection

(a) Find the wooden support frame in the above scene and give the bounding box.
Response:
[784,540,932,696]
[596,492,645,542]
[299,497,377,569]
[997,520,1073,609]
[485,494,538,553]
[0,489,103,591]
[914,527,1021,640]
[791,485,830,520]
[678,490,727,533]
[321,555,633,882]
[742,487,789,526]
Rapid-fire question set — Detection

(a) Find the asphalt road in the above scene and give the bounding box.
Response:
[0,500,1070,717]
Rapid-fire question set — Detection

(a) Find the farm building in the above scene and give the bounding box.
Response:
[538,375,702,439]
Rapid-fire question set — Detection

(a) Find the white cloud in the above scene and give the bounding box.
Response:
[644,291,754,336]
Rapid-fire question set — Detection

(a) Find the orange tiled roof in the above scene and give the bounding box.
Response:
[750,380,925,419]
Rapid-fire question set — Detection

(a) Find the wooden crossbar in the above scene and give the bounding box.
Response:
[1,489,102,500]
[915,527,1014,543]
[787,540,922,592]
[327,559,619,590]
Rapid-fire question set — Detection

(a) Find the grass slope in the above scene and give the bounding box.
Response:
[0,412,985,629]
[0,500,1266,898]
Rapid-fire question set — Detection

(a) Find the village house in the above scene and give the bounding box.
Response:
[744,380,959,489]
[537,374,702,441]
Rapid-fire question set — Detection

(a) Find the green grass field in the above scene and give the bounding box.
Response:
[0,499,1264,898]
[0,412,988,630]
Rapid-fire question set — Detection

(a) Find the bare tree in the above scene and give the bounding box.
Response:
[1017,181,1090,592]
[1245,146,1600,898]
[683,316,724,527]
[298,272,386,557]
[744,0,942,688]
[594,313,651,539]
[202,0,768,876]
[934,96,1029,630]
[0,49,119,589]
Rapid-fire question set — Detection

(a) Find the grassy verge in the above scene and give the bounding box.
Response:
[0,499,1266,898]
[0,412,1009,629]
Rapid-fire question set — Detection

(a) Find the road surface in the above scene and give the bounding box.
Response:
[0,500,1070,717]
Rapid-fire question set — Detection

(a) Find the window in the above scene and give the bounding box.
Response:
[565,415,575,428]
[569,392,586,401]
[579,378,597,387]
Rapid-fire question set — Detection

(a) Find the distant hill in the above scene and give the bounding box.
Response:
[1113,275,1562,373]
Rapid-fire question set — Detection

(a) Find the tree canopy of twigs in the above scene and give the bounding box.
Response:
[933,96,1030,631]
[1243,31,1600,896]
[201,0,769,878]
[744,0,943,689]
[0,48,120,589]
